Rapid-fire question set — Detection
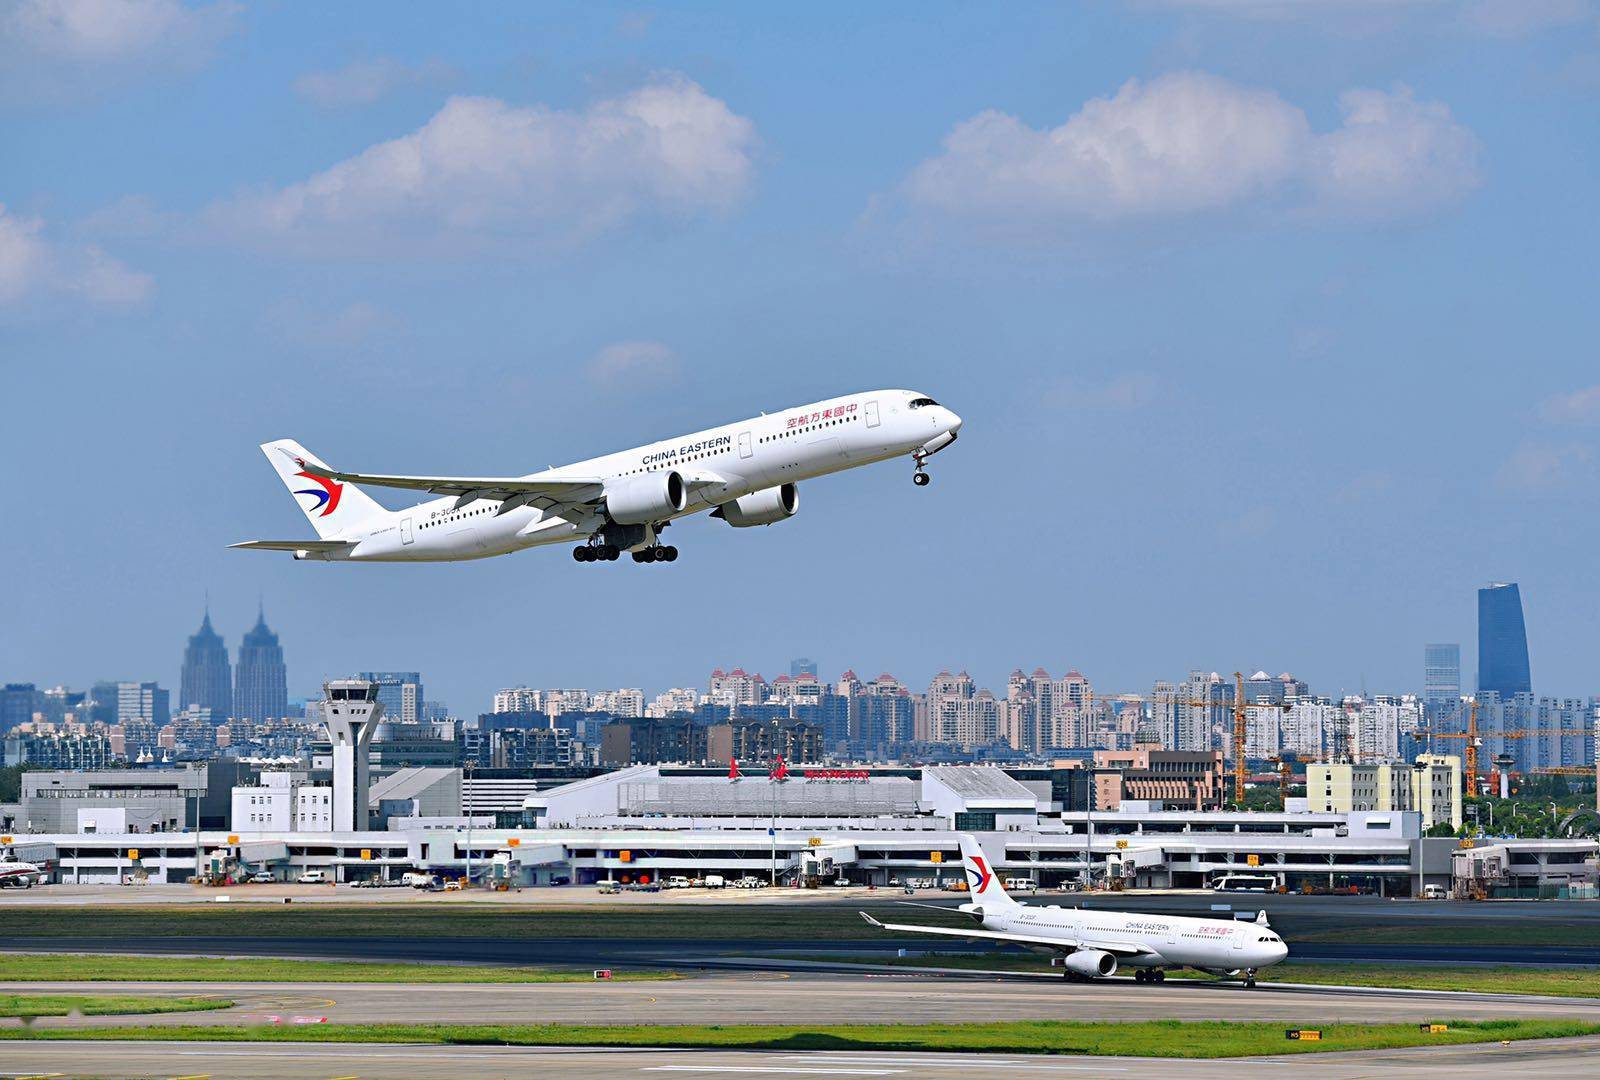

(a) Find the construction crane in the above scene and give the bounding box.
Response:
[1415,699,1597,801]
[1087,676,1291,807]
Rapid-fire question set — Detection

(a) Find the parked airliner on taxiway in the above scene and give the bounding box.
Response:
[234,389,960,564]
[862,836,1289,986]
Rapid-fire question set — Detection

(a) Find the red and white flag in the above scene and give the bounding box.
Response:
[770,755,789,782]
[728,757,742,781]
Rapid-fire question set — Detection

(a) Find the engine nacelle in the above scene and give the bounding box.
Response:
[1063,949,1117,979]
[712,483,799,528]
[604,471,687,525]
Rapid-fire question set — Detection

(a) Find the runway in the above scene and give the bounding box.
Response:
[5,1036,1600,1080]
[4,972,1598,1029]
[11,933,1600,967]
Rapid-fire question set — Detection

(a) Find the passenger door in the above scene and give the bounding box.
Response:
[865,400,880,428]
[739,431,752,459]
[400,517,414,545]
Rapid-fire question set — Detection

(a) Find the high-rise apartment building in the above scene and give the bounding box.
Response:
[1478,583,1531,696]
[233,606,288,721]
[179,611,231,718]
[1,683,37,732]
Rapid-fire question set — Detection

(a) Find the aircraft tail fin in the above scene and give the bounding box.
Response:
[957,833,1018,912]
[260,439,390,540]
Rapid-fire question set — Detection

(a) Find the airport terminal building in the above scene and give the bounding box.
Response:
[3,762,1594,898]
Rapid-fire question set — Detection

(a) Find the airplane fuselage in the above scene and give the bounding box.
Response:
[296,389,959,562]
[979,904,1289,973]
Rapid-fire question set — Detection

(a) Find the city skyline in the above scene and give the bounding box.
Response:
[6,7,1599,708]
[5,578,1586,724]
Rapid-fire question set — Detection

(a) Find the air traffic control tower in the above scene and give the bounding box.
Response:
[319,679,382,832]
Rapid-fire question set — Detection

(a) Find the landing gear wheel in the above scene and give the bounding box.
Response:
[602,544,619,561]
[1244,970,1257,988]
[913,471,930,487]
[1154,969,1166,982]
[663,545,679,562]
[631,550,647,563]
[574,546,591,562]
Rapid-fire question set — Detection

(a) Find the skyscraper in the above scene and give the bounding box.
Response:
[1477,583,1532,696]
[179,610,231,718]
[357,672,423,724]
[1423,644,1460,705]
[234,605,288,721]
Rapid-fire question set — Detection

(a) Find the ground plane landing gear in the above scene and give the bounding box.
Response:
[1133,969,1166,983]
[631,546,679,563]
[573,544,620,563]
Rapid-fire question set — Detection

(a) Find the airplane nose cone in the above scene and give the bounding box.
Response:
[945,409,962,434]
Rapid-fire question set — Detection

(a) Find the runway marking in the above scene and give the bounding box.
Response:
[645,1068,905,1076]
[791,1059,1124,1072]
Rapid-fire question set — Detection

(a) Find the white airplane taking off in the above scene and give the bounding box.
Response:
[234,390,960,564]
[862,836,1288,986]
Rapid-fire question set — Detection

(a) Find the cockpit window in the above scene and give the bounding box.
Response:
[909,397,938,409]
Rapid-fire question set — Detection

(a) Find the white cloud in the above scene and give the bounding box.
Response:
[0,204,154,308]
[0,0,238,100]
[1307,86,1482,218]
[588,340,679,387]
[899,73,1479,230]
[293,57,454,108]
[1494,442,1592,490]
[203,75,757,255]
[1541,384,1600,424]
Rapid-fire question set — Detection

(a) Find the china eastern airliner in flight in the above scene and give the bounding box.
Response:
[234,389,960,564]
[862,836,1288,986]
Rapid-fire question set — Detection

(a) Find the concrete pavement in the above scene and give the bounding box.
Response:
[3,972,1597,1029]
[6,1036,1600,1080]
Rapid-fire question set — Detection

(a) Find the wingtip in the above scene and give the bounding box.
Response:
[858,911,881,927]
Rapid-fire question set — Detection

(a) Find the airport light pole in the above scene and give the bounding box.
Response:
[464,759,474,887]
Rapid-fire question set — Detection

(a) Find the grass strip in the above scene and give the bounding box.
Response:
[1,1018,1596,1056]
[0,902,969,941]
[0,954,673,984]
[0,993,232,1018]
[795,954,1600,998]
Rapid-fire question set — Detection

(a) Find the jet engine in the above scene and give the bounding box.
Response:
[711,483,799,527]
[604,471,687,525]
[1063,949,1117,979]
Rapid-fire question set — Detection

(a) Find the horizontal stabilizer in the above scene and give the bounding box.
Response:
[231,539,356,553]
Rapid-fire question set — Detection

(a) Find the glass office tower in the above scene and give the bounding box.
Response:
[1477,583,1532,696]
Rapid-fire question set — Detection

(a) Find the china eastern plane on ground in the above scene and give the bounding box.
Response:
[234,389,961,564]
[862,836,1289,986]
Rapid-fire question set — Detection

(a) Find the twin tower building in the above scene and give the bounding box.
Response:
[178,606,289,721]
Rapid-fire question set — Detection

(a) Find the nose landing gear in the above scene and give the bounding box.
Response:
[912,469,930,487]
[1243,969,1258,988]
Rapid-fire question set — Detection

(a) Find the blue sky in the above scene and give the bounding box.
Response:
[4,1,1599,712]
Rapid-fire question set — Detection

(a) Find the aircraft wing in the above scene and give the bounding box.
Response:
[858,912,1153,957]
[296,459,607,502]
[296,459,730,516]
[230,539,357,553]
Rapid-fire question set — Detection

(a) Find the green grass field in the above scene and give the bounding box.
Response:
[1,1018,1594,1056]
[794,953,1600,998]
[0,993,232,1018]
[0,954,672,984]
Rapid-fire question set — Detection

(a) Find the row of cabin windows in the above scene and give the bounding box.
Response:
[761,413,857,444]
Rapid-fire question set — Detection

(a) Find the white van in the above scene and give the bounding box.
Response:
[666,876,692,889]
[1004,877,1037,893]
[1421,884,1448,900]
[703,874,726,889]
[401,871,439,889]
[297,870,329,885]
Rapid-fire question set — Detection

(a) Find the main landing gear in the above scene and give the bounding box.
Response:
[573,543,678,564]
[1133,969,1166,983]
